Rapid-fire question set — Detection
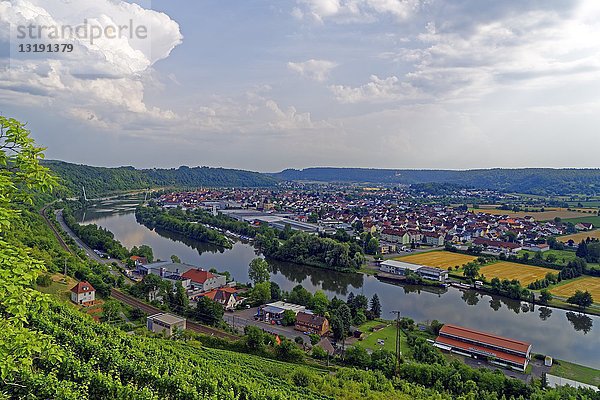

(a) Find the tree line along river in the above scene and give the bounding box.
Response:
[75,200,600,369]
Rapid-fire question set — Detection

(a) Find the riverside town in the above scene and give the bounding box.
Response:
[2,1,600,399]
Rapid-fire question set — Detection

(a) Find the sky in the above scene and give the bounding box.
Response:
[1,0,600,172]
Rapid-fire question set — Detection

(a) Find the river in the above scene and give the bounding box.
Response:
[76,200,600,369]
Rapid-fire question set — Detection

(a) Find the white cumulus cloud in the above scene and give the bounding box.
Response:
[288,59,338,81]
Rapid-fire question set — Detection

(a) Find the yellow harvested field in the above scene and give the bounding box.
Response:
[550,277,600,301]
[478,262,553,285]
[396,251,477,269]
[472,208,588,221]
[557,230,600,243]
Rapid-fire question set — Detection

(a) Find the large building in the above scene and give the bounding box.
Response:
[295,312,329,336]
[146,313,187,337]
[379,260,448,282]
[434,324,532,371]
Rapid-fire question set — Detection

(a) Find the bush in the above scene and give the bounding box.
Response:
[36,273,53,287]
[311,346,327,360]
[292,369,312,387]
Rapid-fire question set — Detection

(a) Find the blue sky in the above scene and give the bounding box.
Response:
[1,0,600,171]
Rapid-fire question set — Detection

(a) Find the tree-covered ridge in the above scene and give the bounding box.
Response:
[44,160,277,198]
[273,168,600,195]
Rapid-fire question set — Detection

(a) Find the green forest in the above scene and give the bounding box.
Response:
[44,160,277,198]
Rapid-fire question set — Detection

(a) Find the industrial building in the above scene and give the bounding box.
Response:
[379,260,448,282]
[434,324,532,371]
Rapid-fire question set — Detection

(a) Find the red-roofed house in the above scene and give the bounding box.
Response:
[434,324,532,371]
[70,281,96,305]
[182,268,227,292]
[199,287,244,310]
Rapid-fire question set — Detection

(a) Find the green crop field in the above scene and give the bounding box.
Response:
[561,215,600,226]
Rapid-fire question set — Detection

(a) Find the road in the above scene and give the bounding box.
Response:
[223,307,310,344]
[55,209,111,264]
[54,209,130,282]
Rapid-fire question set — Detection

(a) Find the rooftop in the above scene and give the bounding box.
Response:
[439,324,531,354]
[148,313,186,325]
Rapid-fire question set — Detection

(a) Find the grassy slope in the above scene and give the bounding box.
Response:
[550,360,600,387]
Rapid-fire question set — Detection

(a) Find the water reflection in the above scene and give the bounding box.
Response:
[539,307,552,321]
[269,261,363,295]
[462,290,480,306]
[566,312,593,334]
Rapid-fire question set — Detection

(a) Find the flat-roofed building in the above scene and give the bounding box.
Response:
[146,313,186,337]
[379,260,448,282]
[257,301,307,321]
[434,324,532,371]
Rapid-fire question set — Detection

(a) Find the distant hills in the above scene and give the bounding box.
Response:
[44,160,277,198]
[272,167,600,196]
[45,160,600,197]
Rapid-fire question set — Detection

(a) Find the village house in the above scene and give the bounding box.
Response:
[182,268,227,292]
[199,287,244,310]
[294,312,330,336]
[70,281,96,305]
[575,222,594,231]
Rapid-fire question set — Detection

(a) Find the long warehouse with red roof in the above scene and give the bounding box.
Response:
[434,324,532,371]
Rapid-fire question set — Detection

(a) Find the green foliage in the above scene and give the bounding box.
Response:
[249,281,271,305]
[281,309,297,326]
[259,230,364,272]
[36,273,53,287]
[136,205,232,248]
[45,160,276,198]
[194,296,224,326]
[130,245,154,263]
[248,258,270,285]
[566,290,594,310]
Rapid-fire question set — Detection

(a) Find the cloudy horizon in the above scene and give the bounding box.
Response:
[2,0,600,172]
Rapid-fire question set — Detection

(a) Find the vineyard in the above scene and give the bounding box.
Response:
[5,300,444,400]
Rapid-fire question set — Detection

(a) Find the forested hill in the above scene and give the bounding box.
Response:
[273,168,600,195]
[44,160,277,197]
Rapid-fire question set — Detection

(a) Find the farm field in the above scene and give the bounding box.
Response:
[518,249,579,265]
[549,277,600,302]
[396,251,477,269]
[560,215,600,227]
[557,229,600,243]
[478,262,554,285]
[471,208,591,221]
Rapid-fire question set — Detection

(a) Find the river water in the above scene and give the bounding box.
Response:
[76,201,600,368]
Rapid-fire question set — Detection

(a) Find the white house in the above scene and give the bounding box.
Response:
[70,281,96,305]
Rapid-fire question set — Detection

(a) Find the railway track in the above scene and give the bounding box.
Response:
[40,204,73,254]
[111,289,238,341]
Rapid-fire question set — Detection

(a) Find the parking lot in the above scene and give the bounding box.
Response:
[224,307,311,344]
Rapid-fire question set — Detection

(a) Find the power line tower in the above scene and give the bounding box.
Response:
[391,310,402,373]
